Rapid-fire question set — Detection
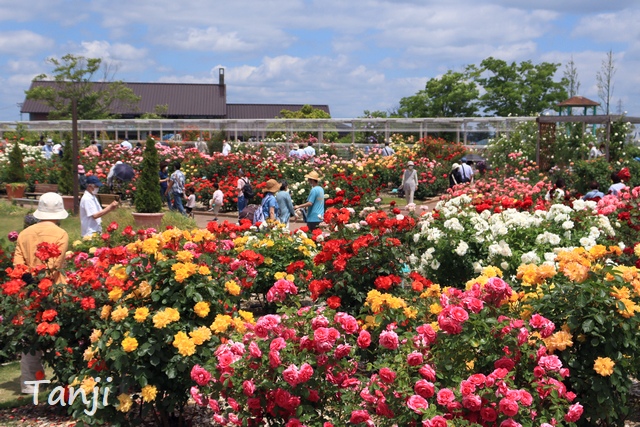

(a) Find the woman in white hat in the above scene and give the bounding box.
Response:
[13,192,69,394]
[449,163,462,188]
[295,170,325,231]
[401,161,418,204]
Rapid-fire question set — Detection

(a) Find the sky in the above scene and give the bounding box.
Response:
[1,0,640,121]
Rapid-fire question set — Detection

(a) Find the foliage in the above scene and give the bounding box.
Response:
[468,57,568,116]
[134,137,163,213]
[514,246,640,426]
[25,54,140,120]
[398,70,479,117]
[5,143,25,183]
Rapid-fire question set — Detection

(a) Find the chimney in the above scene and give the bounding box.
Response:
[219,68,225,86]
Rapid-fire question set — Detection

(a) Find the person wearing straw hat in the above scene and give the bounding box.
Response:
[401,161,418,204]
[295,170,325,231]
[13,192,69,394]
[260,179,281,222]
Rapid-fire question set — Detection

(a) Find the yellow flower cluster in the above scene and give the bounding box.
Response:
[141,385,158,403]
[171,262,197,283]
[83,346,95,362]
[176,250,194,262]
[189,326,212,345]
[365,290,408,313]
[420,283,441,298]
[141,237,161,255]
[134,281,152,299]
[108,287,124,301]
[101,305,112,320]
[117,393,132,412]
[90,329,102,343]
[635,243,640,258]
[111,305,129,322]
[543,326,574,353]
[225,280,242,296]
[209,313,251,334]
[122,336,138,353]
[153,307,180,328]
[593,356,615,376]
[173,331,196,356]
[134,307,150,323]
[109,264,128,281]
[194,301,210,318]
[556,248,592,283]
[274,272,295,281]
[516,264,557,286]
[80,376,97,395]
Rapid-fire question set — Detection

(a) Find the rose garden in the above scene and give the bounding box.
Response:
[1,120,640,427]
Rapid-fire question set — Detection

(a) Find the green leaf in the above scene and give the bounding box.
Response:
[582,319,594,333]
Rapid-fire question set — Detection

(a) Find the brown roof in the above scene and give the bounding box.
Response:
[557,96,600,107]
[21,81,227,117]
[226,104,331,119]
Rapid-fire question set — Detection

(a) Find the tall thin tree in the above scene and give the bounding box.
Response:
[563,56,581,98]
[596,50,616,115]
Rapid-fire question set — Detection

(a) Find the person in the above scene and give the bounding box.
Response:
[296,144,306,158]
[260,179,280,222]
[166,161,186,215]
[459,158,474,183]
[276,180,296,226]
[381,141,395,157]
[133,142,143,152]
[120,139,132,150]
[588,143,599,160]
[107,161,123,188]
[159,163,171,208]
[237,169,250,215]
[209,182,224,221]
[185,187,196,218]
[582,181,604,201]
[222,140,231,156]
[401,161,418,205]
[85,140,100,156]
[78,165,87,191]
[295,170,324,231]
[196,138,208,154]
[476,160,487,176]
[13,193,69,394]
[51,141,62,157]
[545,178,566,202]
[40,139,52,160]
[80,176,120,237]
[608,171,626,196]
[449,163,462,188]
[598,143,606,158]
[288,143,299,158]
[303,141,316,157]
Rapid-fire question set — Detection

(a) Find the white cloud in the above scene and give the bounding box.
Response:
[0,31,54,55]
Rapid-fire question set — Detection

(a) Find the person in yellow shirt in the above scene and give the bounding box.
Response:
[13,192,69,394]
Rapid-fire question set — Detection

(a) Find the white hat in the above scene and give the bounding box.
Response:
[33,193,69,220]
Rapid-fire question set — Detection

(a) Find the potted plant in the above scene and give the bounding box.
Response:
[5,142,27,200]
[132,136,164,228]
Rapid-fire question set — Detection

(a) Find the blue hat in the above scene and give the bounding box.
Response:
[461,157,467,162]
[86,175,103,187]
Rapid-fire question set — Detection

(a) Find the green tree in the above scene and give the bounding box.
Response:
[469,57,567,116]
[398,70,479,117]
[134,137,163,213]
[278,104,330,119]
[6,143,25,183]
[596,49,616,115]
[563,55,581,98]
[25,54,140,120]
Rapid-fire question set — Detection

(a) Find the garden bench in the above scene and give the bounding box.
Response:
[25,183,59,199]
[97,193,120,207]
[11,198,39,208]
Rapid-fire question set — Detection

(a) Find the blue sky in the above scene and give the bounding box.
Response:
[1,0,640,121]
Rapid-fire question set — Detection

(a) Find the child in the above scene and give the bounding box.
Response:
[209,183,224,221]
[185,187,196,218]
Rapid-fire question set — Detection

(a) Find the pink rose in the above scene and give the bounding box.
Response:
[462,394,482,411]
[357,330,371,348]
[249,341,262,358]
[436,388,455,406]
[419,364,436,381]
[407,351,424,366]
[242,380,255,396]
[349,410,371,423]
[414,379,435,398]
[459,380,476,396]
[480,407,497,422]
[379,367,397,384]
[379,330,399,350]
[499,397,519,417]
[564,403,583,423]
[538,355,563,372]
[190,365,212,386]
[423,415,448,427]
[407,395,429,414]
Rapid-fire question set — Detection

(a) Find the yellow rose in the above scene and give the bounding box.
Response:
[108,287,124,301]
[593,356,615,376]
[121,337,138,353]
[89,329,102,343]
[100,305,112,320]
[134,307,150,323]
[141,385,157,403]
[117,393,133,412]
[225,280,241,296]
[172,331,196,356]
[111,305,129,322]
[194,301,210,318]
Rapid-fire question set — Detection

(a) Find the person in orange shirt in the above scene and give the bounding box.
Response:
[13,192,69,394]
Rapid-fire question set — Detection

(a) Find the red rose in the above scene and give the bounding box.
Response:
[357,330,371,348]
[414,379,435,398]
[379,367,396,384]
[498,397,519,417]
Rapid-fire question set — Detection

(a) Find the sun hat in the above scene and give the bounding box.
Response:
[86,175,103,187]
[78,165,85,174]
[304,170,323,181]
[33,193,69,220]
[407,161,415,166]
[451,163,460,171]
[461,157,467,162]
[263,179,282,193]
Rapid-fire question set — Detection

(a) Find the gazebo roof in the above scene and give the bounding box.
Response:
[557,96,600,107]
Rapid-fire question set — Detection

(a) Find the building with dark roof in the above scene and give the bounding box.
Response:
[20,69,330,121]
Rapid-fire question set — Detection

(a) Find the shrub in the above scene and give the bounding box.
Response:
[6,142,26,183]
[134,137,163,213]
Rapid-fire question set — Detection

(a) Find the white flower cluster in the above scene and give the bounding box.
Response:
[0,142,45,164]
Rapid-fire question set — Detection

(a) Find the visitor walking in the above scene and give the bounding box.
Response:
[381,141,394,157]
[303,141,316,157]
[85,140,100,156]
[209,182,224,221]
[401,161,418,205]
[260,179,280,222]
[222,140,231,156]
[13,192,69,394]
[185,187,196,218]
[77,165,87,191]
[166,161,186,215]
[449,163,462,188]
[237,169,251,215]
[276,180,296,226]
[459,158,474,183]
[295,170,324,232]
[608,171,627,196]
[159,163,171,208]
[80,176,120,237]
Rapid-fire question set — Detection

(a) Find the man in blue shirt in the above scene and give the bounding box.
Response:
[166,161,186,215]
[295,170,324,232]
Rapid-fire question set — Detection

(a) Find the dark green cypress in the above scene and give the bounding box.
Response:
[134,136,163,213]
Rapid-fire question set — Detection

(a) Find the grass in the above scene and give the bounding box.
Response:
[0,362,53,409]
